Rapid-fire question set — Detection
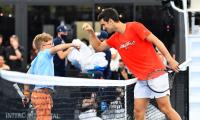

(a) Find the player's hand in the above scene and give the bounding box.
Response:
[11,40,19,49]
[82,23,94,33]
[168,58,179,73]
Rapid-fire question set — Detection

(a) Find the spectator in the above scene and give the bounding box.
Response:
[5,35,24,72]
[30,41,38,61]
[0,56,10,70]
[110,48,121,80]
[117,59,133,80]
[26,42,39,70]
[81,38,90,46]
[0,34,6,57]
[97,31,112,79]
[93,71,104,79]
[53,25,74,77]
[79,93,102,120]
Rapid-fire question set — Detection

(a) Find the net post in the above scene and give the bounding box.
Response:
[124,85,127,120]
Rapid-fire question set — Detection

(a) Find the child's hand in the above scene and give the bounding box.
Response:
[22,90,30,107]
[72,39,81,50]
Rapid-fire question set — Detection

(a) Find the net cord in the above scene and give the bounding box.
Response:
[0,70,137,87]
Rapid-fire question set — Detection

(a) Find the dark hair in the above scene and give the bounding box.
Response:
[0,34,3,38]
[119,59,123,62]
[98,8,120,22]
[81,38,89,46]
[93,71,104,79]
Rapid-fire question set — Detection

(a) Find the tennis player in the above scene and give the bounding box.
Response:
[82,8,181,120]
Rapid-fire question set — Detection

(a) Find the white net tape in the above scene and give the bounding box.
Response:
[0,70,137,87]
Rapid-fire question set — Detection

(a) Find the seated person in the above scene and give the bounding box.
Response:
[79,93,102,120]
[67,39,108,72]
[117,59,134,80]
[81,92,97,109]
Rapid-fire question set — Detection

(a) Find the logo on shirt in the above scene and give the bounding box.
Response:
[119,41,135,50]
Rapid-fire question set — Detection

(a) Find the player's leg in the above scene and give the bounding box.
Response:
[134,98,149,120]
[156,96,181,120]
[134,81,150,120]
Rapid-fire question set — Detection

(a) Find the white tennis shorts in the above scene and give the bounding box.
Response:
[134,73,170,99]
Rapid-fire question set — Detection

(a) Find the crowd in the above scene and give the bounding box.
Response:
[0,34,24,71]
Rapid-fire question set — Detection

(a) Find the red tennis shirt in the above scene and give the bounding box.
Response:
[106,22,165,80]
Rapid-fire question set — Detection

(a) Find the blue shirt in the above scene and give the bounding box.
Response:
[28,49,54,90]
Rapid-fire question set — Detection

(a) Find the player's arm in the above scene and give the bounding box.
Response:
[82,23,110,52]
[89,32,109,52]
[146,33,179,72]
